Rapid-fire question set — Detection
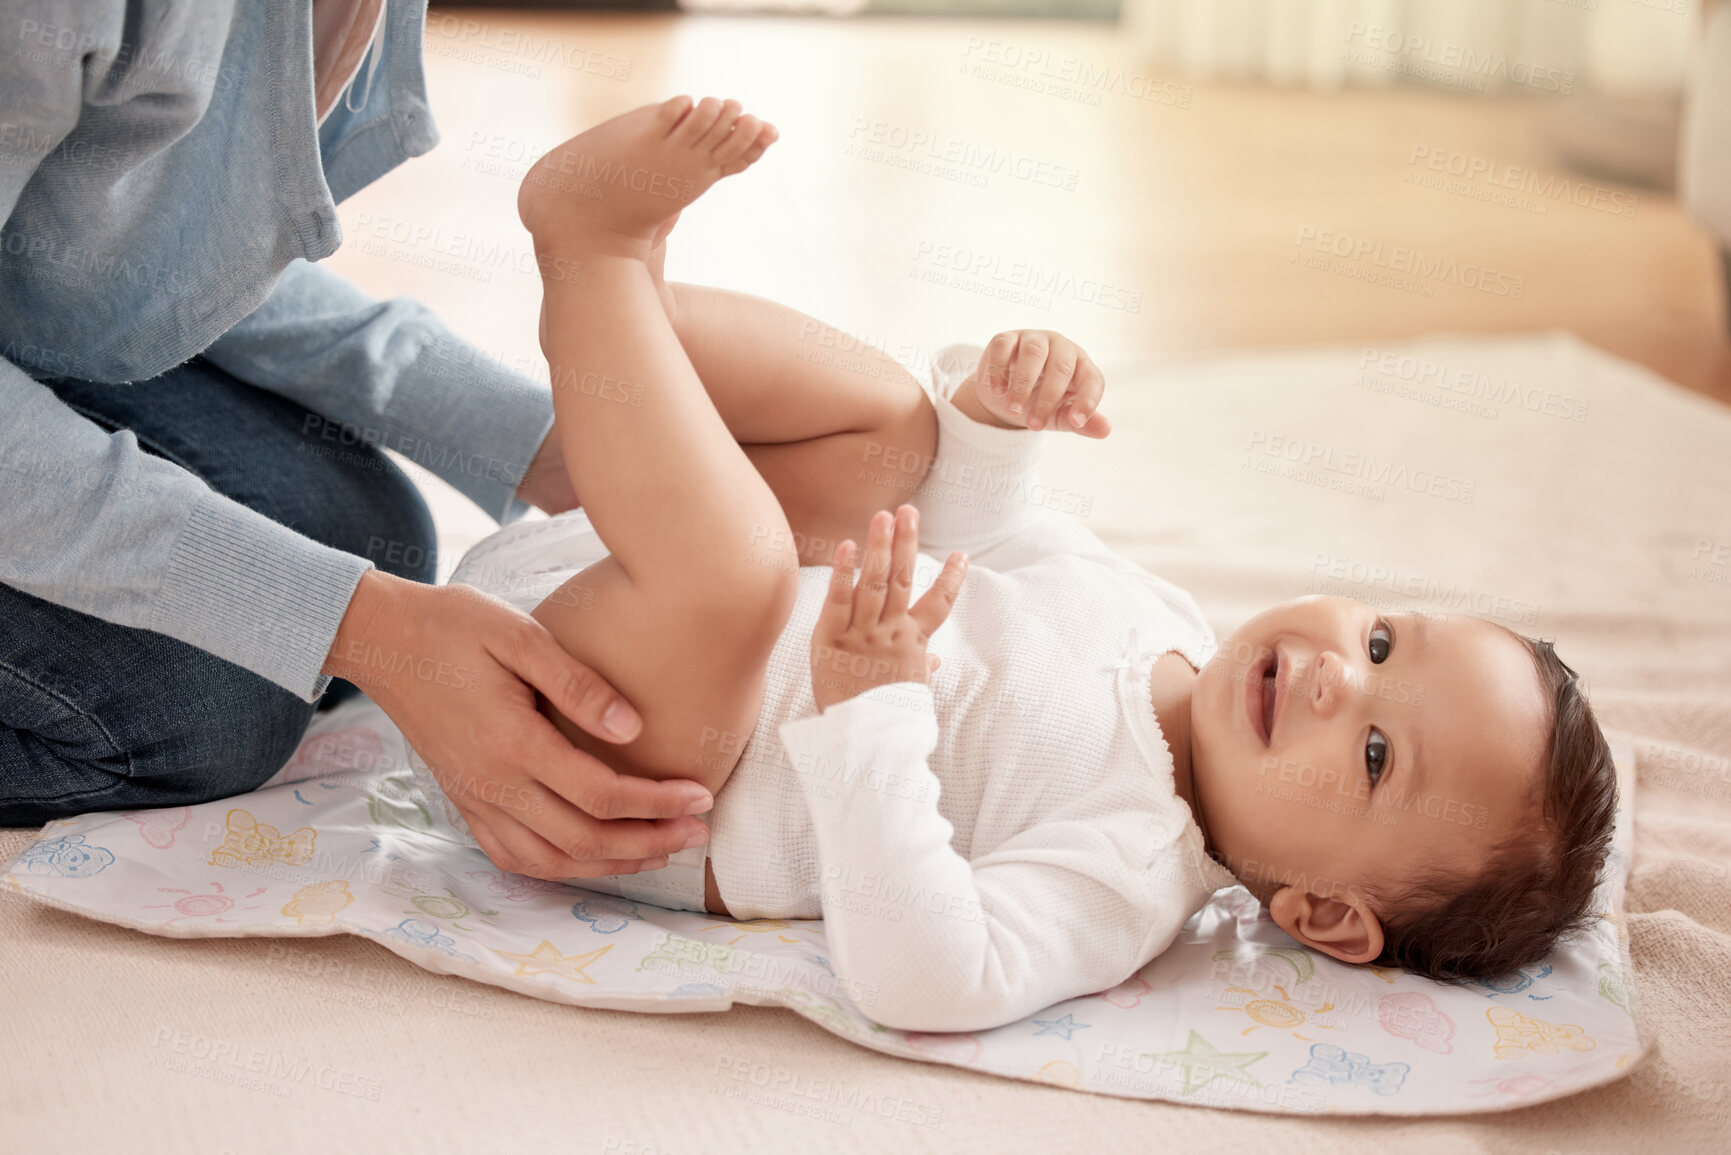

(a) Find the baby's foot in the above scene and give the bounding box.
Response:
[518,96,777,261]
[647,211,682,322]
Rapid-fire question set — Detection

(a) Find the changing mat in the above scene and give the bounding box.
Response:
[4,695,1642,1116]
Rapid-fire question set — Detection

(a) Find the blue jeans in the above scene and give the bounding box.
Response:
[0,359,437,826]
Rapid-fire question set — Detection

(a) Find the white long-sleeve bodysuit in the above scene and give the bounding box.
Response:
[433,345,1238,1033]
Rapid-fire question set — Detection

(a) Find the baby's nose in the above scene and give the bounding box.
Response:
[1307,651,1346,713]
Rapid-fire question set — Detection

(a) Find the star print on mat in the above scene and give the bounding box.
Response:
[1032,1014,1091,1040]
[492,940,614,984]
[1145,1030,1268,1095]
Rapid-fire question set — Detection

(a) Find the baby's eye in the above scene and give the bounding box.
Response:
[1368,620,1393,664]
[1365,728,1388,786]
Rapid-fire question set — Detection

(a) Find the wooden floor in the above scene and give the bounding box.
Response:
[328,12,1731,446]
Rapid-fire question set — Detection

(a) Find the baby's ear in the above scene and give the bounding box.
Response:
[1268,886,1385,965]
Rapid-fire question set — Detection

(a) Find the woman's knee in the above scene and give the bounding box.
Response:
[350,463,439,584]
[0,624,317,825]
[160,675,316,797]
[296,446,437,585]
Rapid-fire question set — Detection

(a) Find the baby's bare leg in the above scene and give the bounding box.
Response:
[517,96,792,800]
[659,281,940,566]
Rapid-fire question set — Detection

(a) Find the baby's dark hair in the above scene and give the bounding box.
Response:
[1370,633,1617,980]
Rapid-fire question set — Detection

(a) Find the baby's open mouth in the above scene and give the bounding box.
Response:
[1262,655,1277,744]
[1246,647,1280,746]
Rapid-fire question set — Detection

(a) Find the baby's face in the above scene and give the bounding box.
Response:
[1189,596,1548,911]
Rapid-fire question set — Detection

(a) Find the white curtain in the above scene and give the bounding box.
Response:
[1119,0,1699,94]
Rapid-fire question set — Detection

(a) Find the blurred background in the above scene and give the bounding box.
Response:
[331,1,1731,564]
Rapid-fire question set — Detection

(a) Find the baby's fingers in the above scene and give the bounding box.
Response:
[817,540,857,637]
[1059,356,1107,432]
[882,505,920,620]
[1027,341,1081,431]
[978,330,1020,396]
[1005,333,1048,418]
[1070,410,1112,439]
[909,550,969,635]
[851,509,894,628]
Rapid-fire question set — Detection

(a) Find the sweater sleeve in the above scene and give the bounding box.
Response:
[781,682,1177,1033]
[201,259,555,524]
[909,344,1052,560]
[0,359,371,701]
[914,344,1183,594]
[0,5,372,701]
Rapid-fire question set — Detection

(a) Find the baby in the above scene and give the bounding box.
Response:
[420,97,1618,1033]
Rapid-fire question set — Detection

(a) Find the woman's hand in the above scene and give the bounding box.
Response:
[960,329,1111,438]
[810,505,967,712]
[325,571,713,879]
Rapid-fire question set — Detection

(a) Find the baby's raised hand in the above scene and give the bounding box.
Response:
[968,330,1111,437]
[810,505,967,712]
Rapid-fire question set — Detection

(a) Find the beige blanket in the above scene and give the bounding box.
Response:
[4,333,1727,1151]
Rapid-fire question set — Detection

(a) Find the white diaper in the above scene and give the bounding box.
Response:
[407,509,712,914]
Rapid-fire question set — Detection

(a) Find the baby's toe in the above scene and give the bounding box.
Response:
[656,95,695,136]
[674,96,725,144]
[699,100,745,151]
[723,122,778,174]
[713,114,762,166]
